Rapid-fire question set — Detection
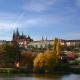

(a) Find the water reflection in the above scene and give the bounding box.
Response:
[33,74,63,80]
[0,74,79,80]
[62,74,80,80]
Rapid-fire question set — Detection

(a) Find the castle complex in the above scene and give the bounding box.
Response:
[0,28,80,50]
[12,28,33,48]
[12,29,80,49]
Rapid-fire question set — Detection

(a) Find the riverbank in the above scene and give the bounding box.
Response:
[0,73,79,80]
[0,67,80,74]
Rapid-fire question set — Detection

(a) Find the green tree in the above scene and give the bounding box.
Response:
[0,44,21,68]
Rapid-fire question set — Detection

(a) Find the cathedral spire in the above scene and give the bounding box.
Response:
[42,36,44,41]
[13,31,15,41]
[45,36,47,41]
[16,28,19,37]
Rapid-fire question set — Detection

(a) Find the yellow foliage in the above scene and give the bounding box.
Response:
[53,38,61,59]
[34,53,44,68]
[33,38,62,72]
[0,45,5,54]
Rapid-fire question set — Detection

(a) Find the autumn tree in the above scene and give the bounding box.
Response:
[33,53,45,73]
[21,50,36,69]
[33,38,63,73]
[53,38,61,59]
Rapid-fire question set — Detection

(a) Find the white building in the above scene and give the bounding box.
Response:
[28,39,80,49]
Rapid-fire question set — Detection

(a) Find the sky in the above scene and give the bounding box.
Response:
[0,0,80,41]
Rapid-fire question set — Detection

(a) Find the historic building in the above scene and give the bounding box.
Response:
[28,39,80,49]
[28,39,53,49]
[12,28,33,48]
[65,40,80,47]
[0,28,80,50]
[0,40,7,45]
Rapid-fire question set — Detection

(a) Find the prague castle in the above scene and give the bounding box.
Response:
[12,28,80,49]
[0,28,80,50]
[12,28,33,48]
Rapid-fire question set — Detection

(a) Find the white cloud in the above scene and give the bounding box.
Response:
[26,19,39,25]
[21,15,64,28]
[0,22,20,30]
[0,12,23,30]
[23,0,55,12]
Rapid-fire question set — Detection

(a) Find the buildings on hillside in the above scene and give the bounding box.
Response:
[65,40,80,47]
[28,39,53,49]
[28,39,80,49]
[0,28,80,50]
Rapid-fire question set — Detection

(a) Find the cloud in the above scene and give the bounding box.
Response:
[0,12,18,21]
[23,0,55,12]
[0,12,23,30]
[0,22,21,30]
[76,0,80,8]
[15,12,25,25]
[21,15,64,28]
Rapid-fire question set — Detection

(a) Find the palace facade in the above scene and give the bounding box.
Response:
[28,39,80,49]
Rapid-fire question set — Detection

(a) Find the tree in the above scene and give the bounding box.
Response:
[47,44,53,50]
[43,50,59,73]
[0,45,6,54]
[21,50,35,68]
[0,44,21,68]
[33,53,45,73]
[33,38,63,73]
[53,38,61,59]
[33,49,61,73]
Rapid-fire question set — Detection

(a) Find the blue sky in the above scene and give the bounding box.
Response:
[0,0,80,40]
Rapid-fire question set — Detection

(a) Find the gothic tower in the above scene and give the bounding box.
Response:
[13,31,16,41]
[12,28,19,41]
[16,28,19,37]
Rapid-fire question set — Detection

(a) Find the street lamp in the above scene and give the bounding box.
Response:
[16,62,20,73]
[16,62,20,68]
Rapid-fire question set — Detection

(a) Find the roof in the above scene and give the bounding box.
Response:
[66,40,80,42]
[19,35,26,39]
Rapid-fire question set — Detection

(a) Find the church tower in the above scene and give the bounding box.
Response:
[16,28,19,37]
[12,28,20,41]
[13,31,16,41]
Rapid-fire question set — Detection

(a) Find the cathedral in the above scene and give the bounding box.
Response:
[12,28,33,48]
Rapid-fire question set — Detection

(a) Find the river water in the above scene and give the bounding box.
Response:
[0,74,80,80]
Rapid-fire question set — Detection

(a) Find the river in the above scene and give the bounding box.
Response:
[0,74,80,80]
